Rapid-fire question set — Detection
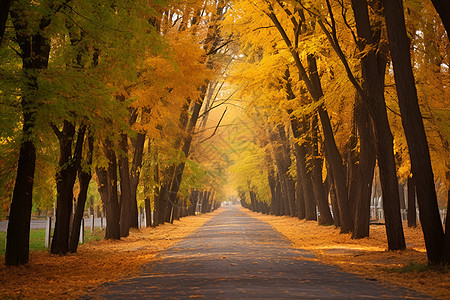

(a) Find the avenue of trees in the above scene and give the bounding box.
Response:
[0,0,449,267]
[222,0,449,265]
[1,0,228,265]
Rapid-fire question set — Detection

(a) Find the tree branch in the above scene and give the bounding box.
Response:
[50,122,63,139]
[199,108,227,143]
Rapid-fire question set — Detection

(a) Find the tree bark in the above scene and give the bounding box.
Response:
[443,171,450,263]
[407,176,417,227]
[5,2,51,265]
[383,0,444,262]
[69,134,93,253]
[0,0,11,45]
[100,140,120,240]
[267,167,278,215]
[278,125,297,216]
[289,117,310,220]
[310,115,334,225]
[51,122,85,254]
[5,135,36,265]
[269,125,294,217]
[129,132,146,228]
[328,169,341,228]
[430,0,450,39]
[118,133,132,237]
[352,96,376,239]
[351,0,406,250]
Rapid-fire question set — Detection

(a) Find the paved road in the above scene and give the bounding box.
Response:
[86,205,430,299]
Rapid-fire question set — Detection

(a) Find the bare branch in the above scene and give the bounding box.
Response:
[199,108,227,143]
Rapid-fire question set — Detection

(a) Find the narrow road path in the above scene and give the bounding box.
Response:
[89,205,429,299]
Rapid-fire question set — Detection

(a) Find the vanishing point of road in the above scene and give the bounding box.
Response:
[86,205,430,299]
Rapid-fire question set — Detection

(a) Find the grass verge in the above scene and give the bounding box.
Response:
[0,228,105,256]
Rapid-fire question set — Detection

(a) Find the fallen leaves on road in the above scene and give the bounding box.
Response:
[0,210,220,299]
[248,208,449,299]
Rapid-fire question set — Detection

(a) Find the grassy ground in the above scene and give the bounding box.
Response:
[0,228,105,255]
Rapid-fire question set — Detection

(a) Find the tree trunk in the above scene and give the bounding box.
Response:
[351,0,406,250]
[290,118,309,220]
[443,171,450,263]
[101,140,120,239]
[310,115,334,225]
[328,170,341,228]
[69,133,93,253]
[276,177,285,215]
[267,168,278,215]
[306,55,351,232]
[430,0,450,39]
[129,132,146,228]
[118,134,131,237]
[407,176,417,227]
[269,125,294,216]
[0,0,11,44]
[352,96,376,239]
[5,137,36,265]
[383,0,444,262]
[6,3,51,265]
[294,142,317,221]
[51,122,85,255]
[277,125,297,217]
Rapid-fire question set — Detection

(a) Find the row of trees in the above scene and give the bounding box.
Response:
[1,0,229,265]
[223,0,449,265]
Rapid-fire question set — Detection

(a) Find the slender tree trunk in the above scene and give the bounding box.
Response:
[129,132,145,228]
[328,169,341,228]
[351,0,406,250]
[407,176,417,227]
[352,96,376,239]
[267,168,277,215]
[118,134,131,237]
[310,115,334,225]
[306,55,351,232]
[443,171,450,263]
[383,0,444,261]
[294,142,317,220]
[275,177,285,215]
[278,126,297,217]
[295,180,305,220]
[51,122,85,254]
[346,109,359,225]
[101,140,120,239]
[69,134,93,253]
[290,118,309,220]
[269,125,294,216]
